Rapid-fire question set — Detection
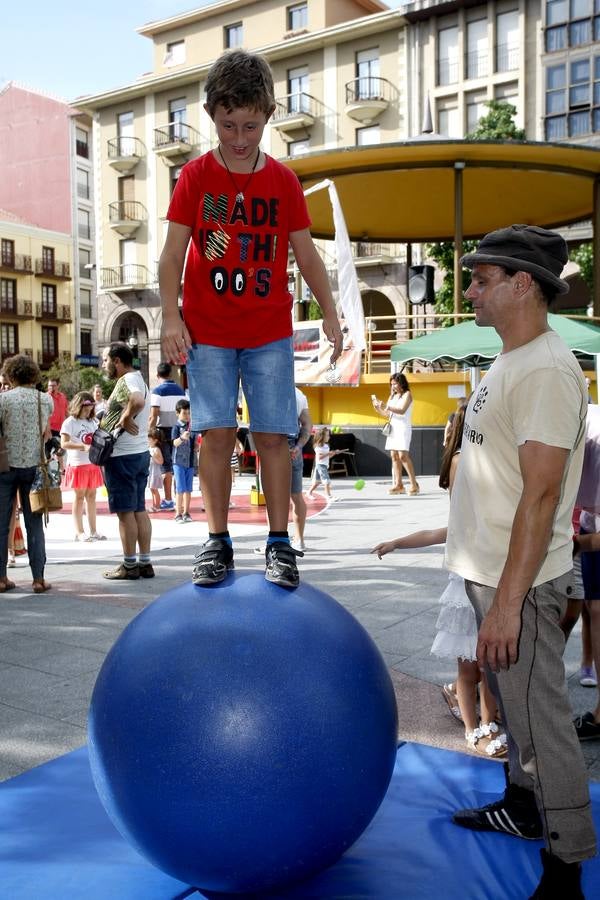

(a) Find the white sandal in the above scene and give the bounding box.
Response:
[466,722,508,758]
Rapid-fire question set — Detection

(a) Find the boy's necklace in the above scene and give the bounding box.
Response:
[217,146,260,202]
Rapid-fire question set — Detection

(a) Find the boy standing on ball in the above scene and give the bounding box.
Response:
[159,50,342,588]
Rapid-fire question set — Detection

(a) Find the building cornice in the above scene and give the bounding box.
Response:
[136,0,389,37]
[73,8,405,111]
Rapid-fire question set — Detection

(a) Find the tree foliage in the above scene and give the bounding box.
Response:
[466,99,526,141]
[426,101,525,322]
[44,359,114,399]
[424,241,477,323]
[570,242,593,293]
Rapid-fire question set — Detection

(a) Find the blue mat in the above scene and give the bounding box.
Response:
[0,742,598,899]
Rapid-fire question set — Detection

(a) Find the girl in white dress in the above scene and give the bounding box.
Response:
[372,404,507,758]
[372,373,419,494]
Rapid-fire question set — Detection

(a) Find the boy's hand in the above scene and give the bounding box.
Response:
[322,315,343,364]
[161,314,192,365]
[181,430,190,441]
[371,540,397,559]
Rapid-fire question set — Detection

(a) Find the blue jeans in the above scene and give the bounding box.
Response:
[185,337,297,434]
[0,467,47,580]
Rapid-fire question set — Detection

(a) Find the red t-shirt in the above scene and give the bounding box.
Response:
[48,390,68,432]
[167,151,311,348]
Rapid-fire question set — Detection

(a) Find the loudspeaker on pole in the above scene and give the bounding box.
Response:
[408,265,435,304]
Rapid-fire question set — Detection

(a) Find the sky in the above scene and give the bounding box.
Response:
[2,0,403,104]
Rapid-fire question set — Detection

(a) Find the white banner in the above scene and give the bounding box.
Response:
[304,179,366,351]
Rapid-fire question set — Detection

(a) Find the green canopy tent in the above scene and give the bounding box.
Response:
[390,315,600,367]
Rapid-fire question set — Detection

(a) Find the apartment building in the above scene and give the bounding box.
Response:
[0,84,96,369]
[76,0,562,376]
[0,212,76,368]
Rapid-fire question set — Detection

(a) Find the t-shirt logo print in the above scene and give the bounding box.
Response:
[205,224,231,261]
[472,385,488,414]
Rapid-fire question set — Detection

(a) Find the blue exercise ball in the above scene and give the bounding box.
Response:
[88,573,398,894]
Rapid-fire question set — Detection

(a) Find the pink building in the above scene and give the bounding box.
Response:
[0,84,75,234]
[0,82,97,360]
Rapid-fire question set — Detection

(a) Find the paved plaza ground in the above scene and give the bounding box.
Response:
[0,473,598,783]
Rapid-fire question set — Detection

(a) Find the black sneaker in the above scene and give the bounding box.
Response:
[138,563,155,579]
[453,782,543,840]
[192,538,234,586]
[529,849,584,899]
[574,711,600,741]
[265,541,303,588]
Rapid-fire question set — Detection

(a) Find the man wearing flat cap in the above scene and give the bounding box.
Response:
[445,225,596,898]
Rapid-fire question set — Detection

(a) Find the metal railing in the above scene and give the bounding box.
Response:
[0,253,33,273]
[100,264,155,290]
[153,121,201,150]
[273,92,319,121]
[345,77,393,104]
[108,200,147,223]
[358,312,600,373]
[35,303,73,323]
[437,57,458,86]
[495,43,519,72]
[35,259,71,279]
[38,350,59,368]
[466,49,488,79]
[107,135,145,159]
[0,300,34,318]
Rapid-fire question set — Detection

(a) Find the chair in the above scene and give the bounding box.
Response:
[329,433,358,477]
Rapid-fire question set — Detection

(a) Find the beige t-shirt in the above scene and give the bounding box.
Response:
[445,330,587,589]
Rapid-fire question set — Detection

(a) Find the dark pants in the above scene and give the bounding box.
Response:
[0,468,46,580]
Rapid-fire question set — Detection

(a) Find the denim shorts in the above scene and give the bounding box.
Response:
[185,337,297,435]
[173,464,194,494]
[314,463,331,484]
[289,439,304,494]
[103,451,150,513]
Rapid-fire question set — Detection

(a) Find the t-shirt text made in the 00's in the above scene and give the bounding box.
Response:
[167,152,311,349]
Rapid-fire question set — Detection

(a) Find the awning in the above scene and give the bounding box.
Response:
[390,315,600,366]
[287,140,600,242]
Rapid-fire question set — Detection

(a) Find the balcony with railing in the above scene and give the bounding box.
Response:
[153,122,201,159]
[437,57,459,86]
[466,49,488,80]
[0,299,34,320]
[344,77,393,124]
[272,93,319,134]
[353,242,406,266]
[495,43,519,73]
[108,200,147,237]
[100,264,155,291]
[37,349,60,368]
[0,253,33,274]
[107,136,145,173]
[35,304,73,323]
[34,259,71,280]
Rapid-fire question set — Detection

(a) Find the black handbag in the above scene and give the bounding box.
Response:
[89,427,123,466]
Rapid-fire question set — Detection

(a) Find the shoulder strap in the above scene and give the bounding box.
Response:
[37,392,45,467]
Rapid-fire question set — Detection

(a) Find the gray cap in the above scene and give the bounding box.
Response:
[460,224,569,295]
